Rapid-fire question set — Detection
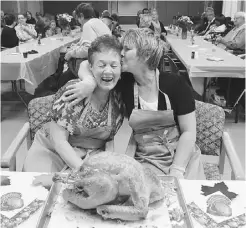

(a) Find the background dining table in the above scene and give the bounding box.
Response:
[1,32,80,95]
[165,32,245,99]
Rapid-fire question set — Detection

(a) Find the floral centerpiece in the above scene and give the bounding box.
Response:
[176,16,193,39]
[57,13,73,36]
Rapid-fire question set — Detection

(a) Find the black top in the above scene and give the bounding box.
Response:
[1,26,19,48]
[149,21,167,35]
[116,71,195,124]
[26,17,36,25]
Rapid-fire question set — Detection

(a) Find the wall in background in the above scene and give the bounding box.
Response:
[43,1,108,16]
[1,0,43,18]
[1,1,18,15]
[156,1,204,25]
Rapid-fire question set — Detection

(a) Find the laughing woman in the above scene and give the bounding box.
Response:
[62,28,205,179]
[23,35,124,172]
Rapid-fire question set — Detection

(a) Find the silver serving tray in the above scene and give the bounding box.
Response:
[36,175,194,228]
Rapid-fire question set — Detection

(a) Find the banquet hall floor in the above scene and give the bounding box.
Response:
[1,81,245,175]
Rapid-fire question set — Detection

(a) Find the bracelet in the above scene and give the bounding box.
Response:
[170,164,186,174]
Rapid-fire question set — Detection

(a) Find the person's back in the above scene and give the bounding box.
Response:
[83,18,111,38]
[1,14,19,48]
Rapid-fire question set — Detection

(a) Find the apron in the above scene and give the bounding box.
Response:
[23,95,114,173]
[128,82,205,180]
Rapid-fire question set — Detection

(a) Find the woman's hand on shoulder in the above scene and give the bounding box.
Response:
[62,80,89,107]
[63,60,96,107]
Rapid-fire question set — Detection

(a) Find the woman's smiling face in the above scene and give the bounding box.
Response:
[90,50,121,91]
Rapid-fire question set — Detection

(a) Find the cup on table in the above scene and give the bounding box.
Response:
[23,52,28,58]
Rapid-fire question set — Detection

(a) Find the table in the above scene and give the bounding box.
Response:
[0,171,49,228]
[180,179,246,227]
[165,34,245,99]
[1,171,245,228]
[1,33,80,94]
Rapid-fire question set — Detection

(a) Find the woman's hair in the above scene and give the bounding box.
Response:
[122,28,167,70]
[75,3,95,19]
[26,11,32,17]
[88,35,122,65]
[142,8,149,14]
[4,14,15,25]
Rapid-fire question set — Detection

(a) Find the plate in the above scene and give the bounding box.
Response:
[207,56,224,61]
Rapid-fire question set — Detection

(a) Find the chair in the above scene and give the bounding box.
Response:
[161,54,193,88]
[1,96,245,181]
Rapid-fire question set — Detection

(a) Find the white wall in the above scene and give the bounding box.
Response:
[1,0,43,17]
[117,1,148,16]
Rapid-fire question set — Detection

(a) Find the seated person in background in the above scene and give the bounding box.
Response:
[15,14,37,42]
[216,12,245,52]
[194,12,207,33]
[70,10,80,30]
[101,13,113,30]
[198,7,215,36]
[26,11,36,25]
[45,20,61,37]
[139,13,152,28]
[23,35,124,172]
[204,15,226,40]
[149,8,167,39]
[57,3,111,88]
[1,14,19,48]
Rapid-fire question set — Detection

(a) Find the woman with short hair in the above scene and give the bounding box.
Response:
[149,9,167,38]
[23,35,124,172]
[45,20,61,37]
[1,14,19,48]
[26,11,36,25]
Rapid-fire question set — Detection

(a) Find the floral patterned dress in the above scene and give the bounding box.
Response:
[23,79,124,172]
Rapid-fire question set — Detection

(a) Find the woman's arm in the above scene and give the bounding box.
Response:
[63,60,97,107]
[221,29,245,50]
[170,111,196,177]
[65,22,97,60]
[23,24,37,38]
[48,121,83,169]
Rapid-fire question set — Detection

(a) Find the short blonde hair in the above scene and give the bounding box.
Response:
[122,28,167,70]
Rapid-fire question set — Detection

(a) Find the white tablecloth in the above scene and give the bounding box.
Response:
[165,34,245,95]
[165,34,245,79]
[1,33,80,94]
